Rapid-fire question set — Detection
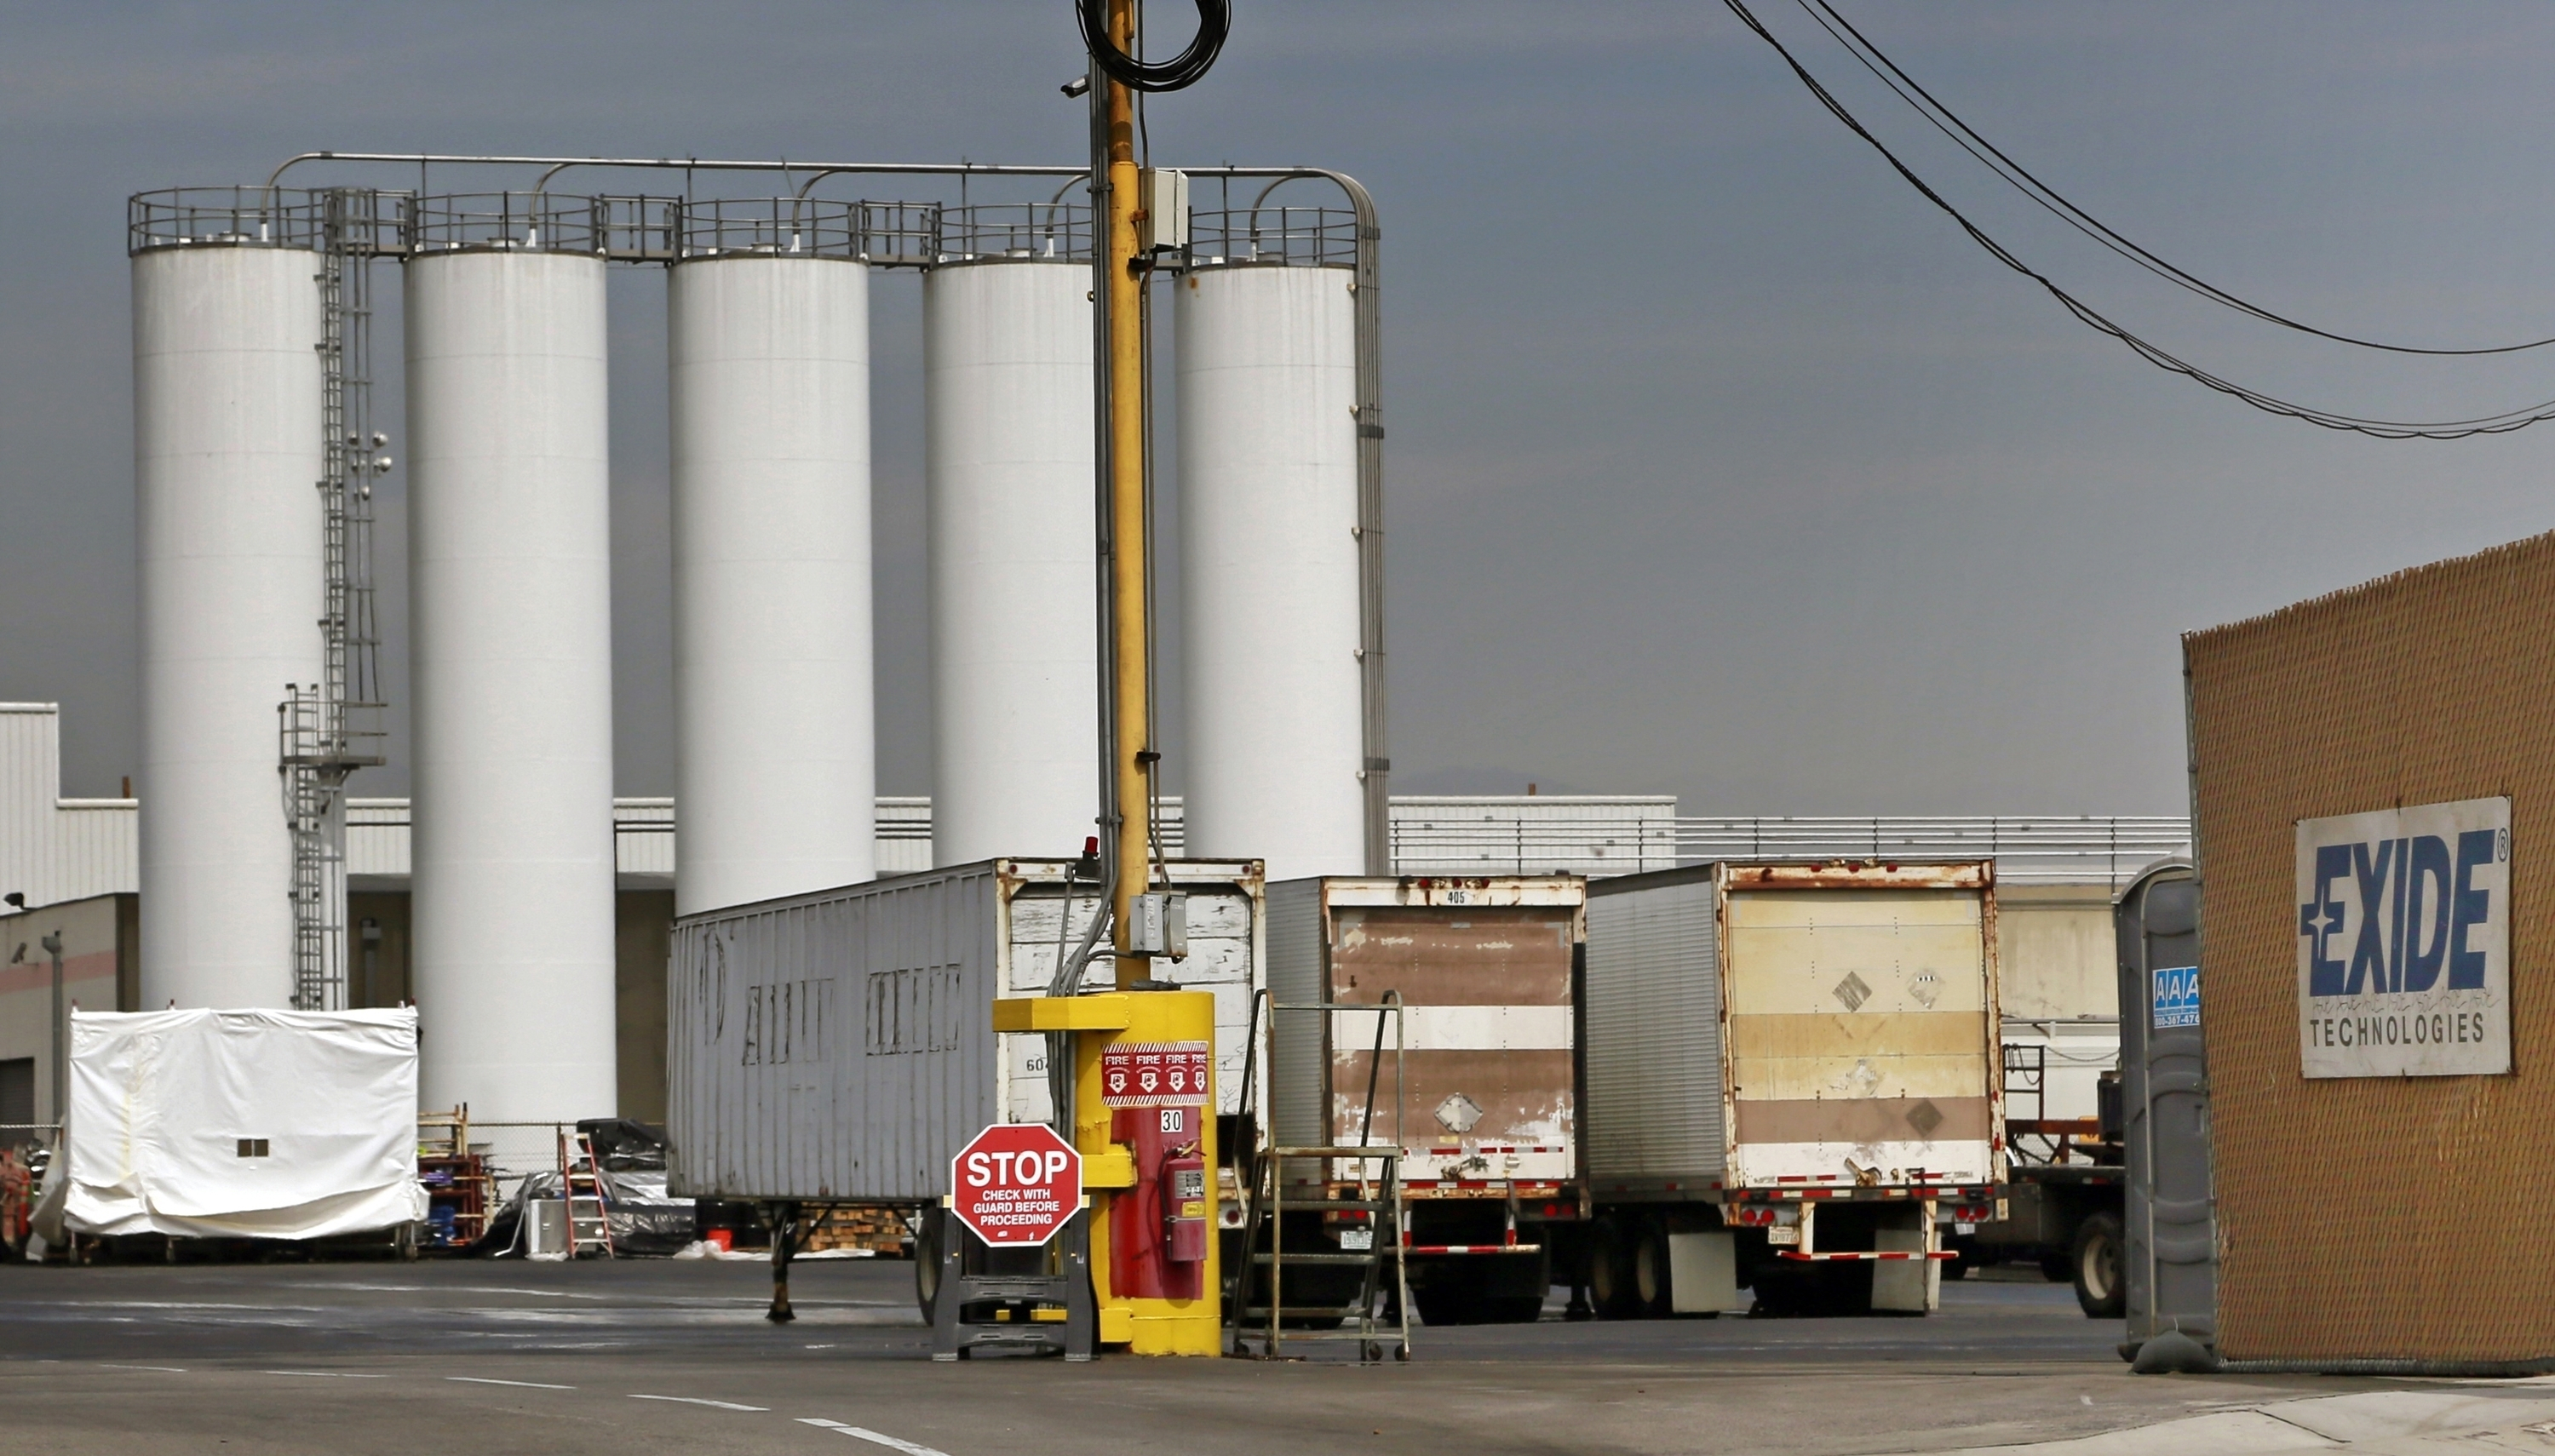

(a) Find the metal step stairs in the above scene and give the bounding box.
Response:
[1230,1146,1410,1361]
[1225,988,1411,1362]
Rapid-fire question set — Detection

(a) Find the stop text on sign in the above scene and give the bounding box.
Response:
[964,1147,1074,1189]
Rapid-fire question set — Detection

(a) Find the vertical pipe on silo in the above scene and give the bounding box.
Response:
[132,236,324,1008]
[669,249,876,914]
[1176,263,1365,880]
[924,259,1098,865]
[405,242,617,1122]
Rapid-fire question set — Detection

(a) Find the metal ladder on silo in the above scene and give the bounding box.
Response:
[279,186,389,1012]
[1226,990,1410,1362]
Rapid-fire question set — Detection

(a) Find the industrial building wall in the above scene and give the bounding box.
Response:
[0,706,60,909]
[616,890,675,1127]
[0,893,135,1127]
[2185,530,2555,1365]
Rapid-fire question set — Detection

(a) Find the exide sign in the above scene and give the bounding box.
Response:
[2295,796,2511,1078]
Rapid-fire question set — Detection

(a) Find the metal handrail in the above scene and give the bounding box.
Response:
[1235,993,1411,1361]
[934,203,1096,263]
[129,187,327,253]
[1182,206,1357,267]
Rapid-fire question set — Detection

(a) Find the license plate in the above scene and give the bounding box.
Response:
[1338,1228,1373,1251]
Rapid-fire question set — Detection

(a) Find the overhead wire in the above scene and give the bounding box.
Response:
[1790,0,2555,358]
[1723,0,2555,439]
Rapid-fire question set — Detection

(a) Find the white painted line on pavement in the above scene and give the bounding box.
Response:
[98,1364,187,1373]
[262,1371,387,1379]
[629,1394,769,1412]
[826,1424,953,1456]
[449,1377,575,1390]
[800,1419,950,1455]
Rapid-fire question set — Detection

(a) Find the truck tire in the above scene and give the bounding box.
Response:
[1633,1222,1674,1318]
[1491,1244,1555,1324]
[2072,1212,2125,1319]
[913,1207,944,1322]
[1588,1219,1639,1319]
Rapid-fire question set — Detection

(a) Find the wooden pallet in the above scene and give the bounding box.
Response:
[800,1206,915,1257]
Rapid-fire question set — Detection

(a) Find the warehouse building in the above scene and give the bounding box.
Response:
[0,701,2179,1129]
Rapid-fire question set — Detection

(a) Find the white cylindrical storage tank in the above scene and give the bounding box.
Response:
[924,228,1098,866]
[669,203,876,914]
[130,193,325,1009]
[405,198,617,1122]
[1176,261,1365,881]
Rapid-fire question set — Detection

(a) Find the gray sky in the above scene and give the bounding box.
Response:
[5,2,2553,813]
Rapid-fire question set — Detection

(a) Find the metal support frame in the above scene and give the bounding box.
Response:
[927,1207,1098,1361]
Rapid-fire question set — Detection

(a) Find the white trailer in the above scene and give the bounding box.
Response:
[1577,861,2007,1316]
[667,857,1265,1207]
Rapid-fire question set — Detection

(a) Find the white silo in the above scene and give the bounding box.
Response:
[1175,261,1365,881]
[129,195,324,1008]
[924,225,1098,866]
[669,203,876,914]
[405,199,617,1121]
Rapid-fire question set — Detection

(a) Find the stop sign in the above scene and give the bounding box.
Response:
[948,1123,1082,1247]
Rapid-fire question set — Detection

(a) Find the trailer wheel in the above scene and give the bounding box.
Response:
[1588,1219,1639,1319]
[1477,1246,1553,1325]
[2072,1212,2124,1319]
[1633,1222,1674,1318]
[913,1207,944,1322]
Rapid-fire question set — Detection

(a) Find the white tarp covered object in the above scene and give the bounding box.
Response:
[64,1007,427,1239]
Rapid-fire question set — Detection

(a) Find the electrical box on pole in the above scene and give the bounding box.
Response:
[1136,167,1189,252]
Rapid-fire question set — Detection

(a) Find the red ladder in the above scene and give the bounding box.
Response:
[557,1130,616,1258]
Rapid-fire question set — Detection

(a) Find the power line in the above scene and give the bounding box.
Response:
[1791,0,2555,358]
[1723,0,2555,439]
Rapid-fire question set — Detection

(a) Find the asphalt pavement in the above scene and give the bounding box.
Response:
[0,1257,2423,1455]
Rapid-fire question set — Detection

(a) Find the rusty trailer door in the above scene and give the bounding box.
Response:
[1321,879,1583,1188]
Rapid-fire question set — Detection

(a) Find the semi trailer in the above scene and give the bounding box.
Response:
[1255,875,1584,1325]
[663,855,1267,1322]
[1570,860,2007,1317]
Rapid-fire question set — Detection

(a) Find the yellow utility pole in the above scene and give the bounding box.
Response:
[1100,0,1152,989]
[1008,0,1230,1356]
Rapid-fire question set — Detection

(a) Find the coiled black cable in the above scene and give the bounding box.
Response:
[1077,0,1230,92]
